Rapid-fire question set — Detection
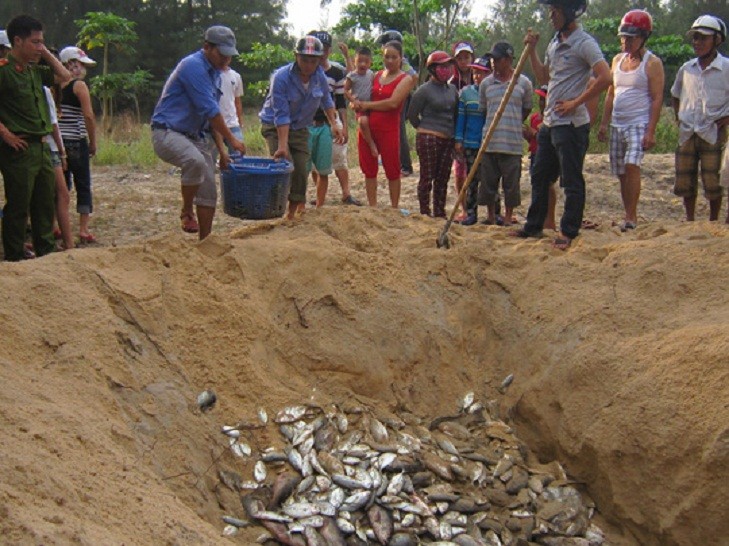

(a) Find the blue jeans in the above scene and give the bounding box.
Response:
[524,123,589,239]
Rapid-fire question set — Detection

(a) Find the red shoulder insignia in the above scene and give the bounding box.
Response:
[0,59,9,67]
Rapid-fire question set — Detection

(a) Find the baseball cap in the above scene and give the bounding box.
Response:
[535,85,548,98]
[59,46,97,66]
[453,41,474,56]
[468,56,492,72]
[308,30,332,47]
[0,30,10,48]
[490,42,514,59]
[204,25,238,56]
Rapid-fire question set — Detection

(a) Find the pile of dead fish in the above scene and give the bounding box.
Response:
[215,393,606,545]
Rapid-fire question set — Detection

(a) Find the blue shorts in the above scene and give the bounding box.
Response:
[308,124,333,175]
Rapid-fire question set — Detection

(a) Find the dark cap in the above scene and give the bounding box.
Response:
[308,30,332,47]
[204,25,238,56]
[490,41,514,59]
[468,56,492,72]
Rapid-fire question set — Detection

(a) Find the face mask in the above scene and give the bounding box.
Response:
[434,64,453,82]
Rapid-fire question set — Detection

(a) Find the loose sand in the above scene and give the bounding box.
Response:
[0,154,727,545]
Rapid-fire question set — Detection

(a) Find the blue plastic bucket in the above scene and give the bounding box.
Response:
[221,156,293,220]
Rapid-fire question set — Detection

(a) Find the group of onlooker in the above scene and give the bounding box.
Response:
[3,2,729,260]
[0,15,98,261]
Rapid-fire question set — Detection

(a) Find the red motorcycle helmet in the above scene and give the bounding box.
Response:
[426,50,453,68]
[619,9,653,38]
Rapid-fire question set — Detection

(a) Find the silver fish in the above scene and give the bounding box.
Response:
[275,405,308,423]
[222,516,249,528]
[221,425,240,438]
[498,374,514,394]
[254,460,267,482]
[459,392,475,412]
[257,407,268,424]
[231,442,251,458]
[367,504,394,545]
[340,490,371,512]
[303,526,328,546]
[286,447,303,472]
[196,389,216,411]
[222,524,237,536]
[370,417,389,443]
[283,501,320,519]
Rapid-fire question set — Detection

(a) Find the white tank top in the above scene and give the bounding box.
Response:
[612,51,652,127]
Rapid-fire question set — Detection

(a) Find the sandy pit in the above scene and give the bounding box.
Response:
[0,154,727,545]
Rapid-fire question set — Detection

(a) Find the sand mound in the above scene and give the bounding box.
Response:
[0,206,727,545]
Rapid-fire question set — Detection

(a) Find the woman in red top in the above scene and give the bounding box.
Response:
[352,41,415,207]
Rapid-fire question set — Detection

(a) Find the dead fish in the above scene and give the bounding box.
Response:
[222,524,238,536]
[438,421,472,442]
[258,407,268,424]
[320,517,347,545]
[286,446,304,472]
[297,475,316,494]
[231,442,251,458]
[303,526,328,546]
[222,515,249,528]
[221,425,241,438]
[498,374,514,394]
[459,392,475,412]
[388,532,418,546]
[332,473,370,490]
[275,405,308,423]
[258,519,306,546]
[377,452,397,471]
[283,501,320,519]
[196,389,216,412]
[335,517,355,534]
[369,417,389,443]
[254,460,267,482]
[268,472,301,509]
[261,450,288,463]
[420,451,454,481]
[386,472,405,496]
[218,470,242,491]
[340,490,371,512]
[314,423,337,451]
[367,504,394,545]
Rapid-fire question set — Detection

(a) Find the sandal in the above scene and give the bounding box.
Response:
[180,212,199,233]
[620,221,636,232]
[581,219,599,230]
[553,236,572,250]
[79,233,97,244]
[510,228,542,239]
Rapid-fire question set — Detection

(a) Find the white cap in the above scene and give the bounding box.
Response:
[0,30,10,48]
[59,46,97,66]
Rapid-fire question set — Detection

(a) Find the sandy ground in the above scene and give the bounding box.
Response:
[0,154,728,545]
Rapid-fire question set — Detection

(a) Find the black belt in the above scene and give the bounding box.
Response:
[151,122,208,141]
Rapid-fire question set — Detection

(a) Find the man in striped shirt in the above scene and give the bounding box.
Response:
[478,42,533,226]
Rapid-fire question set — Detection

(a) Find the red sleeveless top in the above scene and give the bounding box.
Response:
[369,70,407,130]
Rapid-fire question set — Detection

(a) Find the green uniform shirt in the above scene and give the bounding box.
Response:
[0,53,54,136]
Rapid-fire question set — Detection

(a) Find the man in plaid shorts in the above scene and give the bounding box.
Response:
[598,10,664,232]
[671,15,729,222]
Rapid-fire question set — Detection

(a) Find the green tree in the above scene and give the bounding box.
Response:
[75,11,138,129]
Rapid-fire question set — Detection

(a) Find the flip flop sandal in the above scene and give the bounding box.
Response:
[553,237,572,250]
[581,219,599,230]
[620,221,636,232]
[79,233,97,244]
[180,212,199,233]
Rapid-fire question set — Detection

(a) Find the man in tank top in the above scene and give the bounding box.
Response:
[598,10,664,232]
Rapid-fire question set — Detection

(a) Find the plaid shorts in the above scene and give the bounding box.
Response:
[609,124,646,175]
[674,130,726,199]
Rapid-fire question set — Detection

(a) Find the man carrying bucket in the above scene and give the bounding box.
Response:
[259,36,343,220]
[151,25,245,240]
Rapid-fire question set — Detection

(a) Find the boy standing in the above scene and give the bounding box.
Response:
[671,15,729,222]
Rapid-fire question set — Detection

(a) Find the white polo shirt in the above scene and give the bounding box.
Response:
[671,54,729,145]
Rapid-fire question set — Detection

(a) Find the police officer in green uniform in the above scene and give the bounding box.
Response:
[0,15,71,261]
